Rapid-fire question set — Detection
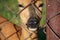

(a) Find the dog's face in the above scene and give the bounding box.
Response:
[18,0,43,29]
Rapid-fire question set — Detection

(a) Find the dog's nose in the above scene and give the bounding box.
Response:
[26,17,39,29]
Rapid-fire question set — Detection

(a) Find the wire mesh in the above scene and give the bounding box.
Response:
[0,0,43,40]
[46,0,60,39]
[47,12,60,39]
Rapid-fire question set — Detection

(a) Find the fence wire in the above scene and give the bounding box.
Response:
[0,0,60,40]
[47,12,60,39]
[0,0,42,40]
[46,0,60,40]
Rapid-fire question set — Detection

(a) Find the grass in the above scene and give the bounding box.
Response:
[0,0,20,25]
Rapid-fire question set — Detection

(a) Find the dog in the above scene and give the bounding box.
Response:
[18,0,43,40]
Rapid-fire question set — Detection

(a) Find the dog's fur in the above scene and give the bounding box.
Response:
[18,0,42,40]
[18,0,42,24]
[18,0,43,40]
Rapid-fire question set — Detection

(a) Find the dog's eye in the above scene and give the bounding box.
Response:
[18,4,24,7]
[39,3,43,7]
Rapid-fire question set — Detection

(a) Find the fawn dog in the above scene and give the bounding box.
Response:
[0,0,43,40]
[18,0,43,40]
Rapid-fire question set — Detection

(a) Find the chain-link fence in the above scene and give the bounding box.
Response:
[46,0,60,40]
[47,12,60,38]
[0,0,45,40]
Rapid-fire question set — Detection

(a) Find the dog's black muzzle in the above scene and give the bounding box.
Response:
[26,17,40,29]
